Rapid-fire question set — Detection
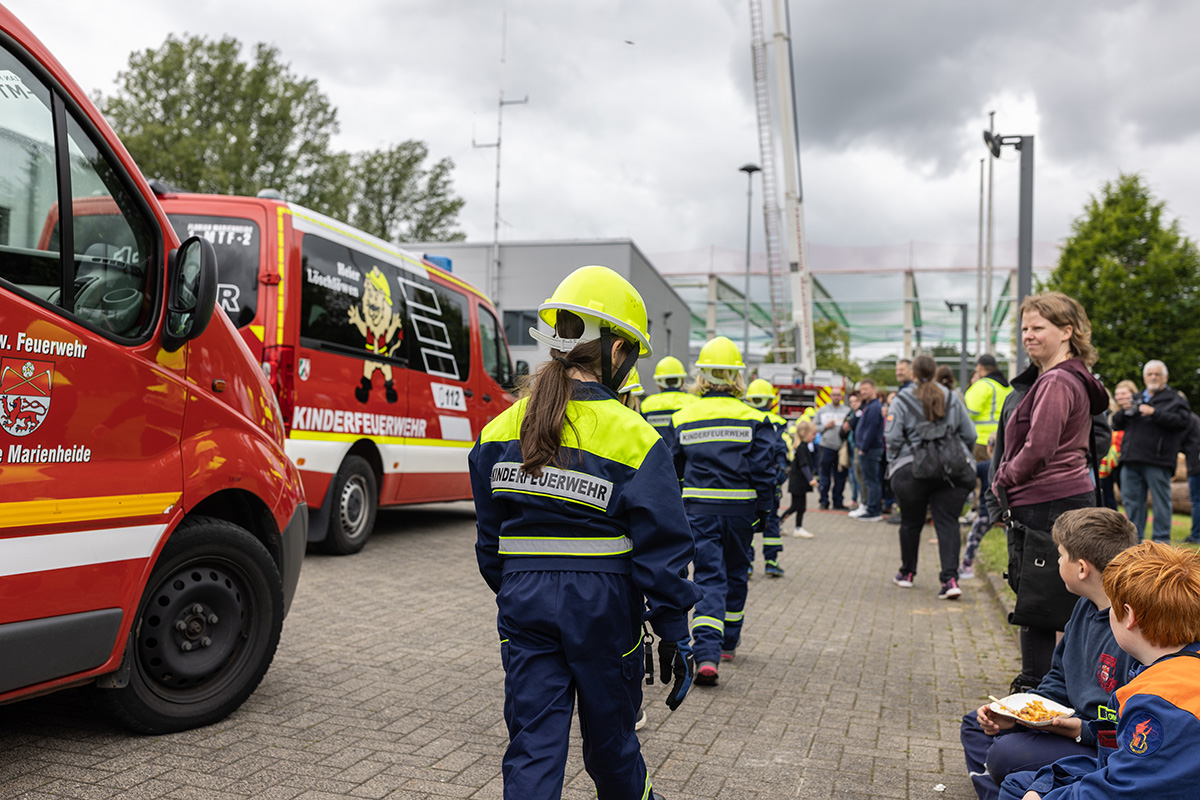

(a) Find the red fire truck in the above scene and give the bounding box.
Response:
[0,6,306,733]
[151,191,517,555]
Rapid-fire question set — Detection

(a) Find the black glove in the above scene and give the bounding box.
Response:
[657,637,695,710]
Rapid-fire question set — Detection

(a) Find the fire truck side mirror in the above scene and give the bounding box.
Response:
[162,236,219,352]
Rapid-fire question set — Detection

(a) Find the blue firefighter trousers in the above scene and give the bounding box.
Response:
[495,570,651,800]
[751,483,785,565]
[689,511,755,663]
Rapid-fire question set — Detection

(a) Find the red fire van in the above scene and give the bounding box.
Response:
[0,6,307,732]
[151,192,516,554]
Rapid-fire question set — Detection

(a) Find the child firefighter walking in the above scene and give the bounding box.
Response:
[470,266,700,800]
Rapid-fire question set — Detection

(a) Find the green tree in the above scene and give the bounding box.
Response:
[1043,173,1200,399]
[100,35,347,216]
[350,142,466,243]
[813,318,863,381]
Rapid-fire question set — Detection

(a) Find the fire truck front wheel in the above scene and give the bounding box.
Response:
[96,516,284,734]
[320,455,378,555]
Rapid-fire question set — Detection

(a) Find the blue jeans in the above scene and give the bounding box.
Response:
[1189,475,1200,542]
[860,447,884,516]
[847,450,861,503]
[1121,462,1173,541]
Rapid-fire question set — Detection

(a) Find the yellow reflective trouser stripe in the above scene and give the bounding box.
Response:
[498,535,633,556]
[641,775,652,800]
[763,537,782,546]
[622,639,642,658]
[681,487,756,500]
[691,615,724,633]
[725,610,744,622]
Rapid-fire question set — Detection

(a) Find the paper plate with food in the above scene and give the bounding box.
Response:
[988,693,1075,727]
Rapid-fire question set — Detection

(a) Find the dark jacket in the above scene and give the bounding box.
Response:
[1111,385,1192,470]
[788,441,814,496]
[856,397,884,452]
[992,359,1109,508]
[1182,413,1200,477]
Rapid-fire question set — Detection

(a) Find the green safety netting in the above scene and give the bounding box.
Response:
[652,242,1058,365]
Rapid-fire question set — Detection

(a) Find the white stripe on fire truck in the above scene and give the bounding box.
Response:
[0,524,167,577]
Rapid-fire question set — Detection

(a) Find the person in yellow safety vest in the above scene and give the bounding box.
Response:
[619,366,644,412]
[744,378,791,577]
[963,353,1013,462]
[641,355,697,432]
[470,265,701,800]
[665,336,777,687]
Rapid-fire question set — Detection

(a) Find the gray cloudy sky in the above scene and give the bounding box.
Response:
[11,0,1200,268]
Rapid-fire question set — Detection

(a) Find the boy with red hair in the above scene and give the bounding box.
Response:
[999,541,1200,799]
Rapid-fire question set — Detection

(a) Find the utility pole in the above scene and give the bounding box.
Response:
[473,10,527,307]
[984,111,995,355]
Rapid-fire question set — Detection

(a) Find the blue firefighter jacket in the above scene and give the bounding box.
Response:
[1016,644,1200,800]
[664,391,778,516]
[640,388,697,434]
[469,381,701,642]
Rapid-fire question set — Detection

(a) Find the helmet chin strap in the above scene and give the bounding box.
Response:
[600,326,639,392]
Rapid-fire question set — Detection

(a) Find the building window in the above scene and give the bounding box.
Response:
[504,309,540,347]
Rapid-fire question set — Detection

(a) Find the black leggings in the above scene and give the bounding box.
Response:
[1020,627,1058,682]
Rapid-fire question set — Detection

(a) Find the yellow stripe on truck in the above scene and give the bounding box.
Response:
[276,205,290,344]
[288,430,474,448]
[1,493,181,528]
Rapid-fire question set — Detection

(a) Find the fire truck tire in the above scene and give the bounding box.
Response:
[95,516,283,734]
[320,455,378,555]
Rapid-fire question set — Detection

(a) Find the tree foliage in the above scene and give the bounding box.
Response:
[100,35,345,213]
[350,142,465,243]
[99,35,465,239]
[1043,174,1200,399]
[813,318,863,381]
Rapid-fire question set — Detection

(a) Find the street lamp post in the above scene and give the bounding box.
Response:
[945,301,969,390]
[739,163,761,360]
[983,130,1035,371]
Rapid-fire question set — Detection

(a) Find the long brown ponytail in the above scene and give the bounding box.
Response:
[911,354,946,421]
[519,311,633,477]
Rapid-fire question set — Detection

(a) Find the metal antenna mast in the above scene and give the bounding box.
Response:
[747,0,790,359]
[473,10,527,306]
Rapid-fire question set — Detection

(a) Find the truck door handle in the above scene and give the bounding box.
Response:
[463,388,474,398]
[483,393,493,402]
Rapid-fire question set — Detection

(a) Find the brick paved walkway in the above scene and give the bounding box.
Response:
[0,502,1019,799]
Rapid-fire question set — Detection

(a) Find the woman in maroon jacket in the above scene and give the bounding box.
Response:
[990,292,1109,690]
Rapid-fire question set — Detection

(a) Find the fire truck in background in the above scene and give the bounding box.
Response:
[753,364,848,419]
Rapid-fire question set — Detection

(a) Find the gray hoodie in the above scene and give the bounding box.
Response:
[884,383,976,479]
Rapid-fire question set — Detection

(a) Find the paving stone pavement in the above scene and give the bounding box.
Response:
[0,502,1019,800]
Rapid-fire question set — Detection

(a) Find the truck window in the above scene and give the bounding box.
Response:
[167,214,260,327]
[479,304,513,388]
[0,50,60,294]
[0,45,155,339]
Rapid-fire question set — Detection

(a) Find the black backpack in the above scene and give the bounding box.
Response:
[897,393,976,488]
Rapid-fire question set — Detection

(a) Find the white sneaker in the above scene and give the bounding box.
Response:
[793,527,814,538]
[848,506,868,518]
[856,515,883,522]
[635,708,647,730]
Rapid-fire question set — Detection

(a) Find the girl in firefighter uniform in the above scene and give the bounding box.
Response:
[470,266,700,800]
[743,378,792,577]
[666,337,777,684]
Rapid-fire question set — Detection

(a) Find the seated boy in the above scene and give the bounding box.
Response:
[960,508,1139,800]
[999,541,1200,799]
